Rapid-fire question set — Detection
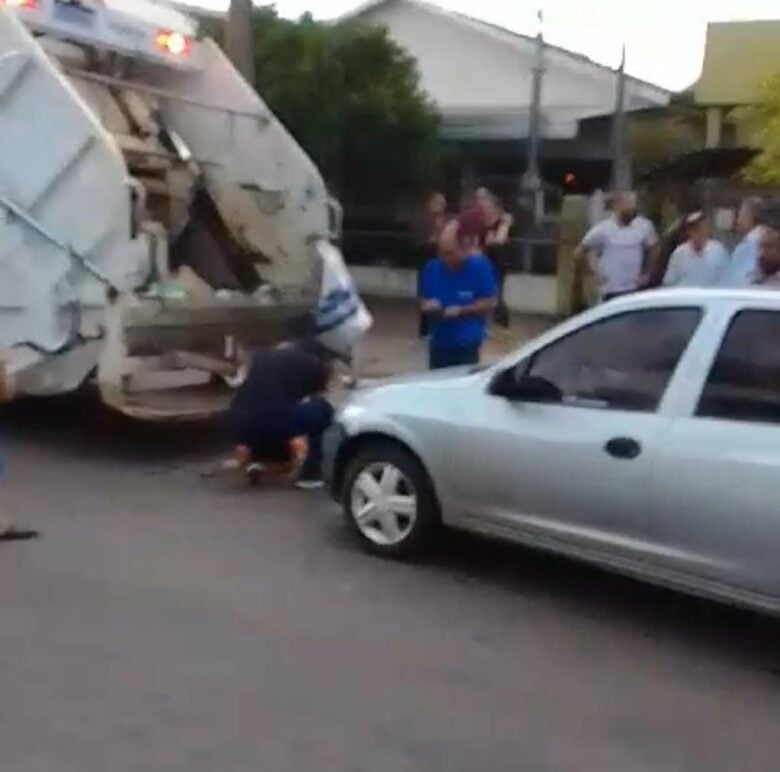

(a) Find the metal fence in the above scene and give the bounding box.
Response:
[342,228,559,276]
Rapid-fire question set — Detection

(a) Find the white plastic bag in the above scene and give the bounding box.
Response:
[314,240,372,360]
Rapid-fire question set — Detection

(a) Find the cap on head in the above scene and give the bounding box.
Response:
[684,211,704,227]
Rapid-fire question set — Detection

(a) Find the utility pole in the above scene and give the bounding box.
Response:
[521,9,545,272]
[523,9,545,203]
[610,44,630,192]
[226,0,255,87]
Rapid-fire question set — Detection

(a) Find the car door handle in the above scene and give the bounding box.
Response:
[605,437,642,460]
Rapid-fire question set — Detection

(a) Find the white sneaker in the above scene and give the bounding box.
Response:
[295,478,325,491]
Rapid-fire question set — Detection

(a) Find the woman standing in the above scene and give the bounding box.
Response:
[481,193,514,328]
[414,192,449,338]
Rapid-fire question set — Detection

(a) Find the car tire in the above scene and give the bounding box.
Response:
[342,441,440,559]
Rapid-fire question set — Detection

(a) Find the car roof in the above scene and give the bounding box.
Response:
[605,287,780,310]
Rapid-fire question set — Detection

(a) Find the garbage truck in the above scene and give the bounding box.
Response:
[0,0,369,420]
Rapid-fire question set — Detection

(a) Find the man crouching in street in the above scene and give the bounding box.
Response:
[226,339,335,490]
[419,211,498,370]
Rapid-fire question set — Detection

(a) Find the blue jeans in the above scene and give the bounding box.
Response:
[429,345,480,370]
[228,397,334,479]
[289,397,335,479]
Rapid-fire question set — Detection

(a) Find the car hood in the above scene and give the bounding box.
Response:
[355,364,486,390]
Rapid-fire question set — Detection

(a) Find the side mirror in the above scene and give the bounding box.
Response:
[491,371,563,404]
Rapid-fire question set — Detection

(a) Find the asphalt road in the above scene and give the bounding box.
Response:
[1,395,779,772]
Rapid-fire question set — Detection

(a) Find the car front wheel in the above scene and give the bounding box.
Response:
[342,442,440,558]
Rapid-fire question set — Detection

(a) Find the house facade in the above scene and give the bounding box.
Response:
[692,20,780,150]
[343,0,670,313]
[345,0,670,198]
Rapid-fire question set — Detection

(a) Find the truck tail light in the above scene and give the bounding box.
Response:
[0,0,38,9]
[155,30,191,57]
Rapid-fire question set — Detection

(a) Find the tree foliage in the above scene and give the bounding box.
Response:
[625,108,700,176]
[201,7,440,202]
[734,73,780,185]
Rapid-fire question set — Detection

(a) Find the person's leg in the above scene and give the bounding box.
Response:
[416,259,429,338]
[429,346,450,370]
[461,345,480,366]
[289,397,335,484]
[495,265,510,328]
[429,346,479,370]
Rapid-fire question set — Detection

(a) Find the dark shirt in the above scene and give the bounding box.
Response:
[228,347,328,455]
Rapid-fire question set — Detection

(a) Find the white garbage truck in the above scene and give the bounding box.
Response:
[0,0,368,420]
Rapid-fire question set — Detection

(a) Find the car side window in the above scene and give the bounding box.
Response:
[525,307,702,412]
[697,310,780,424]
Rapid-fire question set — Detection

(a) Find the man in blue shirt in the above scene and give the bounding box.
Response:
[722,196,764,287]
[420,212,498,369]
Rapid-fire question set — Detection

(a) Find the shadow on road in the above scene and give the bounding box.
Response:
[6,391,779,677]
[0,390,223,464]
[328,523,780,677]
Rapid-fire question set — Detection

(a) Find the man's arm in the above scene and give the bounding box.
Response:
[300,355,334,398]
[419,261,443,315]
[486,213,514,246]
[443,258,497,318]
[444,297,496,319]
[640,243,660,287]
[662,246,683,287]
[575,222,603,267]
[640,221,660,287]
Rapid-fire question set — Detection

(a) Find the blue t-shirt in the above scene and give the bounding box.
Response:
[420,255,497,350]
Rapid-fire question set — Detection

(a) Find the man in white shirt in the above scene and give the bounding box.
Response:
[750,207,780,288]
[722,196,764,287]
[663,211,729,288]
[577,192,658,301]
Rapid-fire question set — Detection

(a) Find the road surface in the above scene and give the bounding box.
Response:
[1,395,779,771]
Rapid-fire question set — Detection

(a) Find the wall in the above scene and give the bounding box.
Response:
[356,0,669,138]
[351,265,558,316]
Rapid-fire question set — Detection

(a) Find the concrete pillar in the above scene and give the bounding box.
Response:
[556,195,597,317]
[705,107,722,149]
[226,0,255,87]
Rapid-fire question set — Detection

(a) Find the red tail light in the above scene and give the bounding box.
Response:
[155,30,191,57]
[0,0,38,8]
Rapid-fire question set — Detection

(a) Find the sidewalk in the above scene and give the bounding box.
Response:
[356,297,553,379]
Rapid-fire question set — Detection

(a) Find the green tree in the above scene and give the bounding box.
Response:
[734,73,780,184]
[626,107,700,177]
[201,8,440,203]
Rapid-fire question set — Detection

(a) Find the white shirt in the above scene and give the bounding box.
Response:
[663,239,730,288]
[581,215,658,296]
[750,269,780,289]
[721,226,762,287]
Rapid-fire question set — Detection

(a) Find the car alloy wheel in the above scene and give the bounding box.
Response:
[349,461,418,547]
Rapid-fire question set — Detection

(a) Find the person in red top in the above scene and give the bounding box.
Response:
[479,192,514,328]
[414,192,450,338]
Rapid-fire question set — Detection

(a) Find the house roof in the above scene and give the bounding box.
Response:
[692,20,780,106]
[342,0,670,102]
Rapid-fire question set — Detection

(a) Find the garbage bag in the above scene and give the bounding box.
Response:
[314,240,372,360]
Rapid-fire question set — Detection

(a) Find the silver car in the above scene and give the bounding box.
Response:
[327,288,780,614]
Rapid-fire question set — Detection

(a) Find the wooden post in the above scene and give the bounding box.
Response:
[556,195,595,317]
[226,0,255,88]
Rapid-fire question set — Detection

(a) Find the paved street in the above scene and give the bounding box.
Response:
[2,394,780,772]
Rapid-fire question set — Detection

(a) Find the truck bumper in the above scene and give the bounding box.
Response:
[0,358,14,403]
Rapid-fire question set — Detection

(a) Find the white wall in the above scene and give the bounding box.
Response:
[356,1,668,135]
[351,265,557,316]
